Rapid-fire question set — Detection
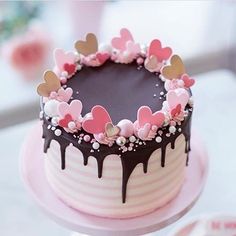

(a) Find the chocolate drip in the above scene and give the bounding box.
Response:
[42,110,192,203]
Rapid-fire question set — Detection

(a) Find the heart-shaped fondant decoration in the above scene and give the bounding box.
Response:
[75,33,98,56]
[105,122,120,137]
[37,71,61,97]
[148,39,172,62]
[166,88,189,110]
[59,114,73,128]
[137,106,165,127]
[50,87,73,102]
[82,105,112,134]
[138,123,151,140]
[54,48,76,71]
[144,55,162,72]
[181,74,195,88]
[161,55,185,80]
[111,28,134,52]
[63,63,76,75]
[171,104,182,117]
[96,52,110,64]
[58,100,83,120]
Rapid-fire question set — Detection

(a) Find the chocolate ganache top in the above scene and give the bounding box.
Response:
[66,61,165,123]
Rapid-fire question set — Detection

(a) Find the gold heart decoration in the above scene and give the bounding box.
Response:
[37,70,61,97]
[105,122,121,137]
[161,55,185,80]
[74,33,98,56]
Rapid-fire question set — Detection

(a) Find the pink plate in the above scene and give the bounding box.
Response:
[20,122,208,236]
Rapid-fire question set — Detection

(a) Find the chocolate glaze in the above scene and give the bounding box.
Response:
[42,60,192,203]
[66,61,165,123]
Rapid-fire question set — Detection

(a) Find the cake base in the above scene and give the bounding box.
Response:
[20,122,208,236]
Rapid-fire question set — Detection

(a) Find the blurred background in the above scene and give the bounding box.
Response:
[0,1,236,236]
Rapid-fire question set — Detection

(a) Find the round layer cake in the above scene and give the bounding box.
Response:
[37,28,194,219]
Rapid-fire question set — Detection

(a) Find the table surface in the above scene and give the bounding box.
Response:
[1,69,236,236]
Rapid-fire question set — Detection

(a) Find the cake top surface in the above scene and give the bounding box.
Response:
[37,28,195,147]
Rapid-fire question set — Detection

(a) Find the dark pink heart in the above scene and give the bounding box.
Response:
[111,28,134,52]
[148,39,172,62]
[181,74,195,88]
[137,106,165,127]
[63,63,76,75]
[171,104,181,117]
[82,105,112,134]
[96,52,110,64]
[59,114,73,128]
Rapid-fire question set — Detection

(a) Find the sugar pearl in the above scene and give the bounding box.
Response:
[51,117,59,126]
[169,126,176,134]
[92,142,100,150]
[44,100,60,117]
[129,136,136,143]
[137,57,144,65]
[77,64,82,71]
[155,136,162,143]
[68,121,76,129]
[83,135,91,142]
[60,77,67,84]
[54,129,62,136]
[160,91,164,96]
[61,71,68,77]
[116,136,126,146]
[39,111,44,119]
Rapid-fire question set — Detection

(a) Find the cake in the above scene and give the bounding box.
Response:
[37,28,195,219]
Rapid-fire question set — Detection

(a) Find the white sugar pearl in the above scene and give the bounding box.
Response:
[160,91,164,96]
[39,111,44,119]
[188,96,194,107]
[44,100,60,117]
[92,142,100,150]
[61,71,68,77]
[68,121,76,129]
[169,126,176,134]
[155,136,162,143]
[129,135,136,143]
[116,136,126,146]
[51,117,59,126]
[77,64,82,71]
[54,129,62,136]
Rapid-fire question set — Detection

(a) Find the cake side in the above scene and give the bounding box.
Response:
[44,134,186,218]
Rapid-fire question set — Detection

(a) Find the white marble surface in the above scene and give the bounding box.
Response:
[0,69,236,235]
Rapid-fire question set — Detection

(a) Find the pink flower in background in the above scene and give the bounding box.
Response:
[3,26,51,80]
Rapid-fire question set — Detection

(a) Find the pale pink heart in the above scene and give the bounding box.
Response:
[57,87,73,102]
[111,28,134,52]
[96,52,110,64]
[137,106,165,127]
[82,105,112,134]
[126,41,141,55]
[148,39,172,62]
[138,123,151,140]
[181,74,195,88]
[166,89,189,110]
[58,100,82,120]
[54,48,76,71]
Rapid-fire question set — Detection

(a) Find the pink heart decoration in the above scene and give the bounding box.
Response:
[166,89,189,110]
[138,123,151,140]
[54,48,76,71]
[137,106,165,127]
[96,52,110,64]
[181,74,195,88]
[148,39,172,62]
[63,63,76,75]
[171,104,182,117]
[82,105,112,134]
[111,28,134,52]
[58,87,73,102]
[58,100,82,120]
[59,114,73,128]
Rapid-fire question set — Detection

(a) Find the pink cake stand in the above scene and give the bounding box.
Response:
[20,123,209,236]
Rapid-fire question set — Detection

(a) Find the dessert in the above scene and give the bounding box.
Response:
[37,28,195,219]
